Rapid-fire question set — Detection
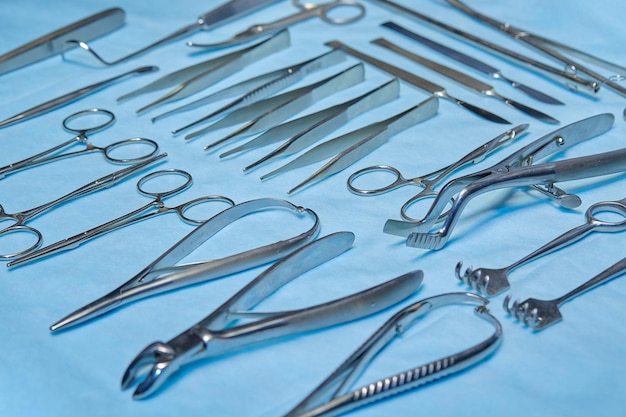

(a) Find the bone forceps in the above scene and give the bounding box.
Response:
[121,232,423,398]
[0,109,158,179]
[504,257,626,331]
[0,153,166,260]
[457,194,626,297]
[283,292,502,417]
[348,124,527,222]
[8,169,235,268]
[189,0,366,50]
[385,113,626,250]
[49,198,320,331]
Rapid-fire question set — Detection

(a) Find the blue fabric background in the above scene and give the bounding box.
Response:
[1,1,625,416]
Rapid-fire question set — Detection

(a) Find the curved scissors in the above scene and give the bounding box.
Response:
[189,0,366,49]
[0,153,166,260]
[0,109,158,179]
[347,124,527,221]
[8,169,235,267]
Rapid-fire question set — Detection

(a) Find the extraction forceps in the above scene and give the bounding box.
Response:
[283,292,502,417]
[117,30,290,113]
[372,38,559,124]
[385,113,626,250]
[262,96,439,194]
[0,109,158,179]
[380,21,563,105]
[457,195,626,297]
[176,48,348,139]
[49,198,321,331]
[121,232,423,399]
[0,153,166,260]
[64,0,283,65]
[8,169,235,268]
[189,0,366,50]
[445,0,626,98]
[0,8,125,75]
[348,124,527,222]
[504,256,626,331]
[0,66,157,129]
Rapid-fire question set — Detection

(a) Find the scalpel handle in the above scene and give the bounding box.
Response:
[198,0,283,29]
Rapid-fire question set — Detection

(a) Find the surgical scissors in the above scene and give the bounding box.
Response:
[384,113,625,249]
[0,153,166,260]
[189,0,366,49]
[120,232,423,399]
[347,124,527,221]
[8,169,234,268]
[0,109,158,179]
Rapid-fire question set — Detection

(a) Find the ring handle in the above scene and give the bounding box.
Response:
[319,0,366,25]
[103,137,159,164]
[0,225,42,260]
[177,196,236,224]
[62,108,115,137]
[137,169,193,199]
[586,200,626,231]
[347,165,405,196]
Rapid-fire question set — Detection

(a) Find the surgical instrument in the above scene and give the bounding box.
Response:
[203,64,365,151]
[283,292,502,417]
[348,124,527,222]
[372,38,559,124]
[446,0,626,98]
[388,113,626,250]
[370,0,601,96]
[381,21,563,105]
[504,257,626,331]
[118,30,290,113]
[0,66,157,129]
[457,195,626,297]
[121,232,423,399]
[0,109,158,179]
[265,97,440,194]
[325,40,510,124]
[8,169,235,268]
[0,153,166,260]
[0,8,125,76]
[189,0,366,50]
[49,198,321,331]
[64,0,283,66]
[243,78,400,172]
[177,48,348,139]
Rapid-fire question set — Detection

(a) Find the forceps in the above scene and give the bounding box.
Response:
[283,292,502,417]
[49,198,321,331]
[121,232,423,399]
[348,124,527,221]
[457,195,626,297]
[0,109,158,179]
[189,0,366,50]
[385,113,626,250]
[0,153,166,260]
[65,0,283,65]
[8,169,234,268]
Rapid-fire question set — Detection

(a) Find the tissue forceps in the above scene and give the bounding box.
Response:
[457,195,626,297]
[65,0,283,65]
[348,124,527,222]
[189,0,366,50]
[8,169,235,268]
[385,113,625,250]
[0,109,158,179]
[0,153,166,260]
[121,232,423,399]
[445,0,626,98]
[49,198,321,332]
[283,292,502,417]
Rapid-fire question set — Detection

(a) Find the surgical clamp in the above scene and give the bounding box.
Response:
[386,113,626,250]
[283,292,502,417]
[49,198,320,331]
[121,232,423,399]
[457,195,626,297]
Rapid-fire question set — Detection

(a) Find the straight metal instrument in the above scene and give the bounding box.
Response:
[372,38,559,124]
[0,8,125,75]
[325,40,510,124]
[381,21,563,105]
